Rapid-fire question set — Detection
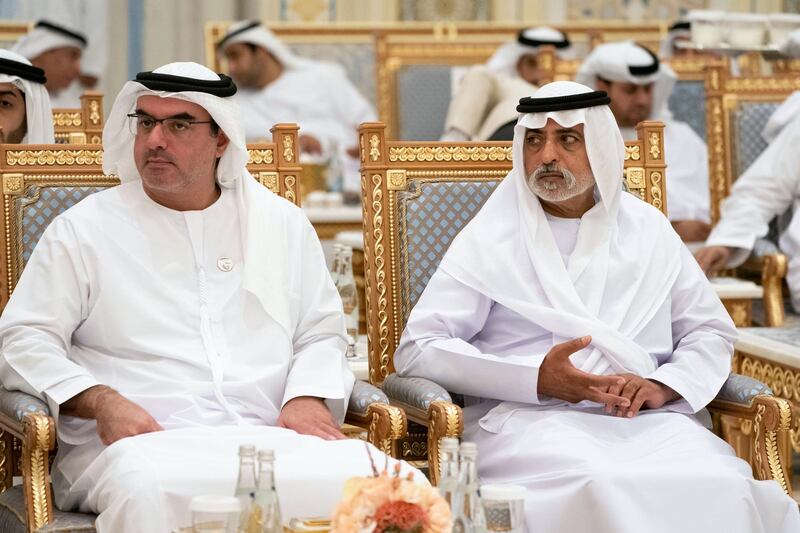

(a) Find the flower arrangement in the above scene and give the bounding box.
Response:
[331,445,452,533]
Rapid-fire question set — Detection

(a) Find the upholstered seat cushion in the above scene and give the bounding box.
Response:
[0,485,95,533]
[397,65,453,140]
[0,388,49,423]
[733,102,779,175]
[382,374,452,411]
[668,79,706,140]
[716,373,773,405]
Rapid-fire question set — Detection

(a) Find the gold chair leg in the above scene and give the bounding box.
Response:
[21,413,55,533]
[762,253,787,327]
[426,401,463,486]
[366,403,407,458]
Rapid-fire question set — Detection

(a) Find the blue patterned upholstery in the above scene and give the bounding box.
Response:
[668,80,706,140]
[397,179,500,322]
[733,102,779,175]
[0,486,96,532]
[18,186,104,264]
[717,373,773,405]
[397,65,453,140]
[0,388,49,423]
[348,380,390,416]
[288,43,376,107]
[383,374,452,411]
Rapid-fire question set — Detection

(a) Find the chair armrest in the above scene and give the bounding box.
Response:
[382,374,452,422]
[0,387,49,438]
[347,380,390,418]
[714,373,772,407]
[741,252,787,327]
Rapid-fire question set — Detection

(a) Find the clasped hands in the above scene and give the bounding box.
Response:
[538,336,680,418]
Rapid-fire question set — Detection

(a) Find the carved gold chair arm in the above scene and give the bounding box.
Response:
[741,252,787,327]
[426,400,463,487]
[708,395,792,495]
[344,380,408,458]
[21,412,56,532]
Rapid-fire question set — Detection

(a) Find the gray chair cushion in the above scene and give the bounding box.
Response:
[0,388,49,423]
[397,179,500,322]
[348,380,390,416]
[740,323,800,347]
[397,65,452,140]
[668,80,706,141]
[18,186,105,264]
[0,485,96,533]
[733,102,779,176]
[716,373,773,405]
[383,374,452,412]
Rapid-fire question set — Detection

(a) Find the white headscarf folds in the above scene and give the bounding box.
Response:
[102,62,293,338]
[487,27,572,78]
[217,20,313,70]
[0,49,54,144]
[576,41,676,121]
[12,20,87,60]
[439,81,683,386]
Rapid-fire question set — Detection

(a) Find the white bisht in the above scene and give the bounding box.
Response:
[437,81,687,427]
[0,49,54,143]
[576,41,710,224]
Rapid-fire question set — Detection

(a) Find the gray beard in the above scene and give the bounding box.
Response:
[526,162,593,202]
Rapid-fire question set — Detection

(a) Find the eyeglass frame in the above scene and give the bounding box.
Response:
[126,112,217,137]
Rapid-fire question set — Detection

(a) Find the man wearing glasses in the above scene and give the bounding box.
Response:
[0,62,421,533]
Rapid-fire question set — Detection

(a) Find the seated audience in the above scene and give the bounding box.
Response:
[576,41,711,242]
[218,21,374,163]
[12,19,86,108]
[441,27,572,142]
[0,49,54,143]
[0,61,420,533]
[394,81,800,533]
[695,94,800,311]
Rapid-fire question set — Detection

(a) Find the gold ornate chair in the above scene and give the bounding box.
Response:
[359,120,794,492]
[0,124,405,532]
[51,91,104,145]
[705,65,800,328]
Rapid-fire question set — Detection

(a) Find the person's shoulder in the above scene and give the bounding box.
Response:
[619,191,670,222]
[53,181,131,222]
[665,120,704,142]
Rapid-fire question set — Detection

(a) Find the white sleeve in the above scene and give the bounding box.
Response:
[664,122,711,223]
[395,268,544,403]
[706,119,800,266]
[0,217,100,414]
[646,246,736,413]
[282,215,353,423]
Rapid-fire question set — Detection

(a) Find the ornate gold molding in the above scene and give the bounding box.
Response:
[388,146,511,163]
[284,175,297,205]
[426,401,463,486]
[726,77,800,93]
[387,169,406,190]
[22,413,55,530]
[648,133,661,159]
[650,171,663,210]
[6,149,103,167]
[367,404,406,456]
[282,135,294,162]
[257,172,279,195]
[370,173,391,383]
[2,173,24,195]
[625,167,645,200]
[369,134,381,162]
[88,100,101,126]
[52,112,82,127]
[624,145,640,161]
[247,149,274,165]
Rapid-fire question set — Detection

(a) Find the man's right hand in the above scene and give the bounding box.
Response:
[694,245,733,276]
[537,336,630,410]
[61,385,163,446]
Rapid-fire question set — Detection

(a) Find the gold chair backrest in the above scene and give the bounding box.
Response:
[0,124,301,309]
[359,120,666,385]
[51,91,104,144]
[0,21,30,48]
[704,65,800,224]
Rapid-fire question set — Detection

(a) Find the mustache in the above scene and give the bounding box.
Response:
[530,163,575,182]
[144,150,175,162]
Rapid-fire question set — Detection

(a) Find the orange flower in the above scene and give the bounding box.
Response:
[373,500,429,533]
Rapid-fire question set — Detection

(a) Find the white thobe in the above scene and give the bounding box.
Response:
[706,111,800,311]
[442,65,536,141]
[622,119,710,224]
[234,64,374,150]
[0,181,421,532]
[395,212,799,532]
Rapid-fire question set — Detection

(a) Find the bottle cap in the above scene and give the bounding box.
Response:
[238,444,256,456]
[258,449,275,461]
[459,441,478,457]
[479,484,526,501]
[439,437,459,452]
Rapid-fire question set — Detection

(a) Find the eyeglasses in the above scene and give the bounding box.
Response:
[126,113,214,137]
